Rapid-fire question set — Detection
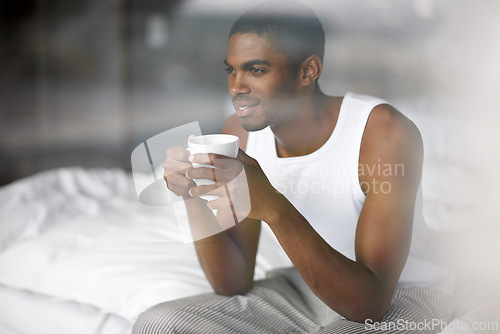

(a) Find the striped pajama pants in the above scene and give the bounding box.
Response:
[133,268,455,334]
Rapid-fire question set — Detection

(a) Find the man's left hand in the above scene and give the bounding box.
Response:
[186,149,279,222]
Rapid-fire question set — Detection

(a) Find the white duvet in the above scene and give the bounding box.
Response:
[0,167,290,322]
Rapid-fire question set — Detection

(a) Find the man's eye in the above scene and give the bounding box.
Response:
[224,67,234,74]
[250,67,265,73]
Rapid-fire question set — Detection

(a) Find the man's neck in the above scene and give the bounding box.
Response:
[271,93,343,158]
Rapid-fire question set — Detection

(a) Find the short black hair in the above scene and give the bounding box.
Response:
[229,0,325,71]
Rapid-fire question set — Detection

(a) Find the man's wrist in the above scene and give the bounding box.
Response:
[262,192,292,226]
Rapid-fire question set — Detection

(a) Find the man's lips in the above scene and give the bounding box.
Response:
[233,100,260,117]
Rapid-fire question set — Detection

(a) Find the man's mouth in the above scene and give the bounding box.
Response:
[233,102,259,117]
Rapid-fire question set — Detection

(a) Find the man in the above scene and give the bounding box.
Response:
[134,1,454,333]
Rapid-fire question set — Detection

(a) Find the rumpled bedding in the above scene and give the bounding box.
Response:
[0,167,290,321]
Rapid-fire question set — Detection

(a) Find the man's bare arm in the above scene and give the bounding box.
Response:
[190,115,261,296]
[262,104,422,322]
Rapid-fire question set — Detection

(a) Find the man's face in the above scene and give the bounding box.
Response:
[225,33,300,131]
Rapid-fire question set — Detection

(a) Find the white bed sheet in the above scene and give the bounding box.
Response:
[0,285,131,334]
[0,167,291,329]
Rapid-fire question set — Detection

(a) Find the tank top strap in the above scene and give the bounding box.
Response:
[337,92,388,159]
[333,93,388,201]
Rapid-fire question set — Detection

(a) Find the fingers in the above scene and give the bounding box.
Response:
[192,185,232,213]
[164,145,192,175]
[164,158,191,174]
[163,145,194,197]
[189,153,235,168]
[186,166,217,182]
[164,146,191,175]
[164,170,195,188]
[166,145,190,163]
[186,164,244,183]
[163,158,192,189]
[167,182,195,197]
[163,169,195,196]
[188,183,225,198]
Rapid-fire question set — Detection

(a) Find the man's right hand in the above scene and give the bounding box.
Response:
[163,145,195,199]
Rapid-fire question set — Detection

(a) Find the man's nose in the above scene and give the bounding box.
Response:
[229,73,250,96]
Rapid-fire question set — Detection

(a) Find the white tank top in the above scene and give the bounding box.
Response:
[246,92,453,292]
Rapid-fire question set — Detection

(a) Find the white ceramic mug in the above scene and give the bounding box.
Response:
[188,134,239,201]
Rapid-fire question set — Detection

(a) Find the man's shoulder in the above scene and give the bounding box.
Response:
[342,91,422,149]
[222,114,249,150]
[368,104,422,148]
[362,103,423,168]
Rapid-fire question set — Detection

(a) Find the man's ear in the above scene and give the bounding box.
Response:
[299,55,322,87]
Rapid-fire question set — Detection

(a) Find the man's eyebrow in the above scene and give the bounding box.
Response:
[224,58,271,69]
[242,59,271,68]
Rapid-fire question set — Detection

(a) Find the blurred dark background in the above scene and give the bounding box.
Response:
[0,0,232,185]
[1,0,499,186]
